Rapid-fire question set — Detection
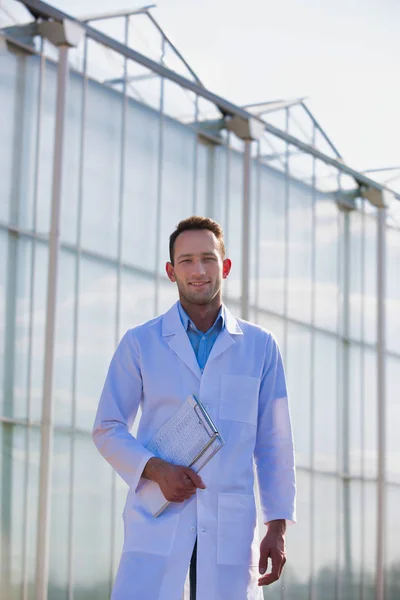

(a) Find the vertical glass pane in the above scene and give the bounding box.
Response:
[54,251,76,427]
[314,333,337,472]
[225,149,243,301]
[60,70,84,246]
[386,484,400,600]
[158,277,180,316]
[73,433,113,600]
[286,324,311,468]
[25,426,40,600]
[122,101,159,271]
[387,355,400,484]
[285,470,311,600]
[362,481,377,599]
[258,167,285,315]
[363,213,377,345]
[386,227,400,354]
[0,230,6,409]
[364,348,377,478]
[196,140,212,217]
[349,209,363,341]
[315,194,338,332]
[314,474,337,600]
[76,258,116,431]
[81,78,123,258]
[48,432,71,600]
[287,160,313,324]
[30,243,49,423]
[211,145,228,227]
[255,313,285,354]
[158,119,196,274]
[119,270,156,334]
[349,344,362,476]
[338,480,362,600]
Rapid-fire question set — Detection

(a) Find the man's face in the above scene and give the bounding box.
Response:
[166,229,231,307]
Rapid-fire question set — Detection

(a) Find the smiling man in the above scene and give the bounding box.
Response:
[93,216,296,600]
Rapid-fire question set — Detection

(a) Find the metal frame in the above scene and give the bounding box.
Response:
[8,0,400,204]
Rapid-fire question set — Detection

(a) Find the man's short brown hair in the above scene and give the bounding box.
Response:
[169,216,225,264]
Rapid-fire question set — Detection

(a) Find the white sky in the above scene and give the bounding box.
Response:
[3,0,400,187]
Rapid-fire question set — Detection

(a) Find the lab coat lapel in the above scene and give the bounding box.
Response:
[162,303,202,380]
[206,304,243,364]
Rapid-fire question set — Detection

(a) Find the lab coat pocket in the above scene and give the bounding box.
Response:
[217,492,258,565]
[123,503,180,556]
[220,374,260,426]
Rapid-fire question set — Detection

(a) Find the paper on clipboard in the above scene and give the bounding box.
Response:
[136,395,224,517]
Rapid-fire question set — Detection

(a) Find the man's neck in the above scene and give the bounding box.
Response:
[179,299,222,333]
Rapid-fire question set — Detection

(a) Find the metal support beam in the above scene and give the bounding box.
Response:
[241,140,252,320]
[375,207,387,600]
[35,19,83,600]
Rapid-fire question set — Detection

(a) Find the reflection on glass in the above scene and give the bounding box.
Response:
[75,258,116,431]
[286,324,311,468]
[285,470,311,600]
[314,474,337,600]
[314,333,337,472]
[72,433,113,600]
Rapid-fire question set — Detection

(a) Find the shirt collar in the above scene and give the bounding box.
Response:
[177,302,225,334]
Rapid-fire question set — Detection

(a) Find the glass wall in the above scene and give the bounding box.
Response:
[0,25,399,600]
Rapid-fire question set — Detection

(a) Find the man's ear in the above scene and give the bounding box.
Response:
[166,262,176,282]
[222,258,232,279]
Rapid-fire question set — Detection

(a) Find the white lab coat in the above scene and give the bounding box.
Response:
[93,302,296,600]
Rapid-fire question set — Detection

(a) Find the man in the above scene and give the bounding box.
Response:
[93,216,296,600]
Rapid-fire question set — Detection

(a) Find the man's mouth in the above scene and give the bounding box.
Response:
[189,282,209,287]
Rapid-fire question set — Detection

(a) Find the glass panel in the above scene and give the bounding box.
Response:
[349,209,363,341]
[30,243,49,423]
[338,480,362,600]
[386,484,400,600]
[0,424,25,600]
[196,140,212,217]
[60,70,84,246]
[25,426,40,600]
[314,194,338,332]
[314,333,337,472]
[48,431,71,600]
[75,258,116,431]
[285,470,311,600]
[387,355,400,484]
[314,474,337,600]
[158,276,180,316]
[363,214,377,345]
[121,100,160,271]
[349,344,362,476]
[0,230,6,410]
[211,145,228,227]
[80,77,123,258]
[287,157,313,324]
[386,227,400,354]
[362,481,377,599]
[158,118,196,273]
[363,348,377,478]
[225,149,244,301]
[72,433,113,600]
[54,250,76,427]
[119,269,156,334]
[255,313,285,354]
[286,324,311,468]
[258,166,286,315]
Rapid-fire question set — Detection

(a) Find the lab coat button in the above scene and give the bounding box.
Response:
[190,526,196,533]
[201,528,206,534]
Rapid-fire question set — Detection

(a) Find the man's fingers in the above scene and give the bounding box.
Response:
[258,548,269,575]
[258,552,286,586]
[183,468,206,489]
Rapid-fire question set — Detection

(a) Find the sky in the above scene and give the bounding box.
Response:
[3,0,400,190]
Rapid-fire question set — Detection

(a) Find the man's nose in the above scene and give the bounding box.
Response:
[192,260,206,276]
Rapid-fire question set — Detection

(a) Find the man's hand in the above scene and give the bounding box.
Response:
[142,457,206,502]
[258,519,286,586]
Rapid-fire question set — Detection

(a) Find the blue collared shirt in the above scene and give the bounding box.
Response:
[177,302,224,372]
